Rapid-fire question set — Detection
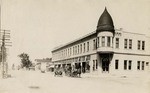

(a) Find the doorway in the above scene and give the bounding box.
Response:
[102,57,109,72]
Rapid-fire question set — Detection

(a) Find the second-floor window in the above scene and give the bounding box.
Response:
[84,43,86,52]
[70,48,71,55]
[138,40,145,50]
[68,48,69,56]
[78,45,79,54]
[129,39,132,49]
[138,40,141,50]
[142,41,145,50]
[102,36,105,47]
[107,37,111,47]
[97,37,99,48]
[124,39,128,49]
[75,46,77,55]
[80,44,82,53]
[116,38,119,48]
[87,42,89,51]
[93,39,96,50]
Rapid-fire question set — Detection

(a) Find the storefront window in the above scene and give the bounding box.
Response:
[115,60,119,69]
[128,60,132,70]
[142,61,145,70]
[137,61,140,70]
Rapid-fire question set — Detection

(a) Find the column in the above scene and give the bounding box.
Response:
[105,36,107,47]
[110,37,113,47]
[99,36,101,47]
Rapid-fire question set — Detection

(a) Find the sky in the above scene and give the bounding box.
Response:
[1,0,150,66]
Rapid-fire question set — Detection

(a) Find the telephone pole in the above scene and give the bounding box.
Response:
[0,29,11,78]
[0,0,12,79]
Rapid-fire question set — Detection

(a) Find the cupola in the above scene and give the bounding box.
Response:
[96,7,115,33]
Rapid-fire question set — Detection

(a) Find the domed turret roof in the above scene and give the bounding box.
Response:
[96,7,115,33]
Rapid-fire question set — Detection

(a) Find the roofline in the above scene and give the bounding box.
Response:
[52,28,148,52]
[122,31,145,36]
[52,31,96,52]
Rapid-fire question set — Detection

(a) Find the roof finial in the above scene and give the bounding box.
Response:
[105,7,107,11]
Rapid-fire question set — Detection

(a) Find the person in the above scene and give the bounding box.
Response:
[77,66,81,77]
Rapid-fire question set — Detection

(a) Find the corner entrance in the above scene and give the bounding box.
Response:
[102,57,109,72]
[99,53,113,73]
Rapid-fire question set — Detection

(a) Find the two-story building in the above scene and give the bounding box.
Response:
[51,7,150,75]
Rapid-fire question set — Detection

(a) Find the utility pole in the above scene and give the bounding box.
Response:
[0,29,11,78]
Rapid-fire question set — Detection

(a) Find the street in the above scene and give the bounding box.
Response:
[0,70,150,93]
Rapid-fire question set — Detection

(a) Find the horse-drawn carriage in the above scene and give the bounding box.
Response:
[54,65,81,78]
[54,68,63,76]
[65,68,81,77]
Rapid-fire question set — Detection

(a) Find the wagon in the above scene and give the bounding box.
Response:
[54,69,63,76]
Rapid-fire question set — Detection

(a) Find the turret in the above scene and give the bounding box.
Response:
[97,7,115,52]
[96,7,115,34]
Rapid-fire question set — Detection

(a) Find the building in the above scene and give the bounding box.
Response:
[51,7,150,75]
[35,58,54,72]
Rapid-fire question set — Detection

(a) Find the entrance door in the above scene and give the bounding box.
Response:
[102,57,109,72]
[82,62,86,73]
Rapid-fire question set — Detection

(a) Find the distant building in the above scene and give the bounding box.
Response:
[51,7,150,75]
[35,58,54,72]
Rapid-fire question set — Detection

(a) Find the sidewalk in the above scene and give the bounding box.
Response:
[81,71,150,79]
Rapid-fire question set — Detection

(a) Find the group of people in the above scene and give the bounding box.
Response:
[54,65,81,77]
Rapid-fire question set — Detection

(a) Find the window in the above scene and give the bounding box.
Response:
[87,42,89,52]
[75,46,77,55]
[63,50,65,57]
[73,47,74,55]
[115,60,119,69]
[97,37,99,48]
[146,62,149,66]
[93,60,95,71]
[107,37,111,47]
[80,44,82,53]
[142,61,145,70]
[129,39,132,49]
[66,49,67,56]
[116,38,119,48]
[68,48,69,56]
[78,45,79,54]
[124,39,128,49]
[93,39,96,50]
[102,36,105,47]
[138,40,141,50]
[96,60,98,69]
[74,46,75,55]
[83,43,85,52]
[124,60,127,70]
[142,41,145,50]
[61,51,63,57]
[128,60,132,70]
[70,48,71,55]
[137,61,140,70]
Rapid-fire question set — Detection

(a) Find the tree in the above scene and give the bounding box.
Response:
[18,53,32,69]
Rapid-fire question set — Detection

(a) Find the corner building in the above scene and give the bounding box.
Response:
[52,8,150,75]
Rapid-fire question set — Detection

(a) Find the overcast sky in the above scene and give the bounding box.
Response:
[1,0,150,65]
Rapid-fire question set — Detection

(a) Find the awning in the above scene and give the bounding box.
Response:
[49,65,55,68]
